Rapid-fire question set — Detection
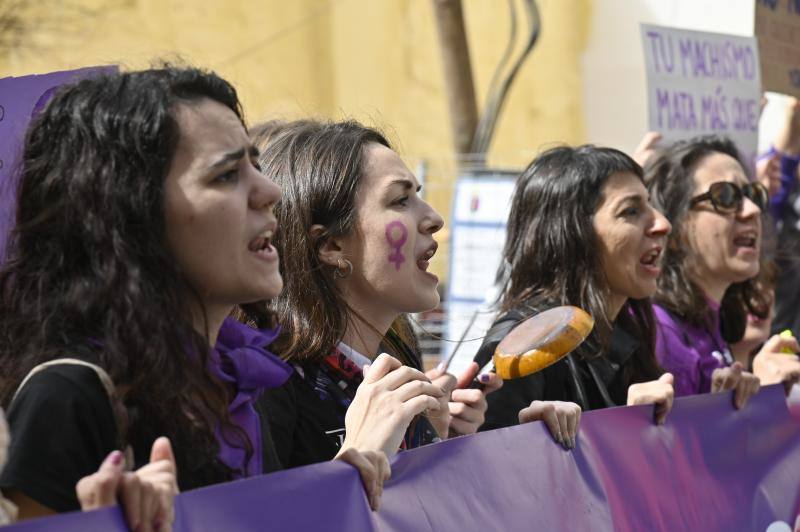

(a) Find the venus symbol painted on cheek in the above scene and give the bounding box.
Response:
[385,221,408,271]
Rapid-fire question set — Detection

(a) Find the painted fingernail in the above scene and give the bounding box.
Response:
[479,373,491,383]
[110,450,123,465]
[436,362,446,373]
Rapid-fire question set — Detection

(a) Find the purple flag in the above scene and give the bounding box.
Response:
[0,66,116,261]
[4,384,797,531]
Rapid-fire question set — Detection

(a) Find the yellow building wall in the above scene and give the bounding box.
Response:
[1,0,589,279]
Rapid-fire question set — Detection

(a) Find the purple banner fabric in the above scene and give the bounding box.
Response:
[0,66,116,261]
[5,385,798,531]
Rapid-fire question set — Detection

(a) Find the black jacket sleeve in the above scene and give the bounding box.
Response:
[0,365,118,512]
[256,374,298,469]
[257,369,347,468]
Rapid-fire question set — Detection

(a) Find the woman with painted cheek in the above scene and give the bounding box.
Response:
[249,119,501,470]
[475,145,676,447]
[0,67,388,525]
[646,135,800,406]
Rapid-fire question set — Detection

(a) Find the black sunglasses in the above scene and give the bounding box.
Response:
[689,181,768,214]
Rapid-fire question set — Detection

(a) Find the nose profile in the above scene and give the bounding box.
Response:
[737,194,761,220]
[421,201,445,235]
[250,167,282,211]
[648,206,671,237]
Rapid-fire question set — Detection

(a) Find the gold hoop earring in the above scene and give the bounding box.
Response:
[333,258,353,279]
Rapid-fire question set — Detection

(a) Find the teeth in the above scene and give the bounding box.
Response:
[421,246,436,260]
[249,228,275,252]
[641,249,659,264]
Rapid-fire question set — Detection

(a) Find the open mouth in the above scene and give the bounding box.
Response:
[248,228,275,257]
[417,242,438,272]
[733,233,757,249]
[639,247,661,266]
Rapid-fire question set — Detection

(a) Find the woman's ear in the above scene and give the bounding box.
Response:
[310,224,344,268]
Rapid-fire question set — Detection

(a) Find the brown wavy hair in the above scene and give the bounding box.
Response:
[0,66,256,487]
[644,135,771,343]
[245,119,422,366]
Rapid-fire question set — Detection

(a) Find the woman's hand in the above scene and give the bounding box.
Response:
[756,152,782,196]
[425,362,503,437]
[449,362,502,436]
[333,448,390,511]
[424,366,458,438]
[341,353,444,458]
[711,362,760,409]
[627,373,675,425]
[753,334,800,394]
[632,131,662,167]
[518,400,581,449]
[76,437,178,532]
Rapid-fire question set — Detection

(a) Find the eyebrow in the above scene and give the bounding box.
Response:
[210,145,260,169]
[614,193,646,207]
[389,178,421,192]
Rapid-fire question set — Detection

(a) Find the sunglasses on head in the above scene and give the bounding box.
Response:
[689,181,768,214]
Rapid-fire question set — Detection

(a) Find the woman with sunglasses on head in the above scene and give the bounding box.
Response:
[248,119,502,469]
[0,67,390,525]
[646,135,800,403]
[475,145,676,445]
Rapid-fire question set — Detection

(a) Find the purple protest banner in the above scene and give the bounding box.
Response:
[376,384,799,532]
[4,385,798,531]
[0,66,116,262]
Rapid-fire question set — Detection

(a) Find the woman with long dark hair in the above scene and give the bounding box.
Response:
[0,66,388,523]
[249,119,502,469]
[645,136,800,401]
[475,145,676,442]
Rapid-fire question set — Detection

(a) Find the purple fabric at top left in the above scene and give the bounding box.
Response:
[210,318,292,477]
[0,67,117,262]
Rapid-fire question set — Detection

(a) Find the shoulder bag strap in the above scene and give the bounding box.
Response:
[12,358,132,467]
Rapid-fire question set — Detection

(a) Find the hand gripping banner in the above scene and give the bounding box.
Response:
[5,384,798,532]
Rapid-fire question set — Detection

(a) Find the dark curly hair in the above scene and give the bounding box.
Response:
[0,66,254,488]
[497,144,663,385]
[644,135,771,344]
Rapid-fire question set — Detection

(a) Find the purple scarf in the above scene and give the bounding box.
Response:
[210,318,292,477]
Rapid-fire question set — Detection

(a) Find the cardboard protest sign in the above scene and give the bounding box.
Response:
[0,66,116,261]
[755,0,800,98]
[641,24,761,162]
